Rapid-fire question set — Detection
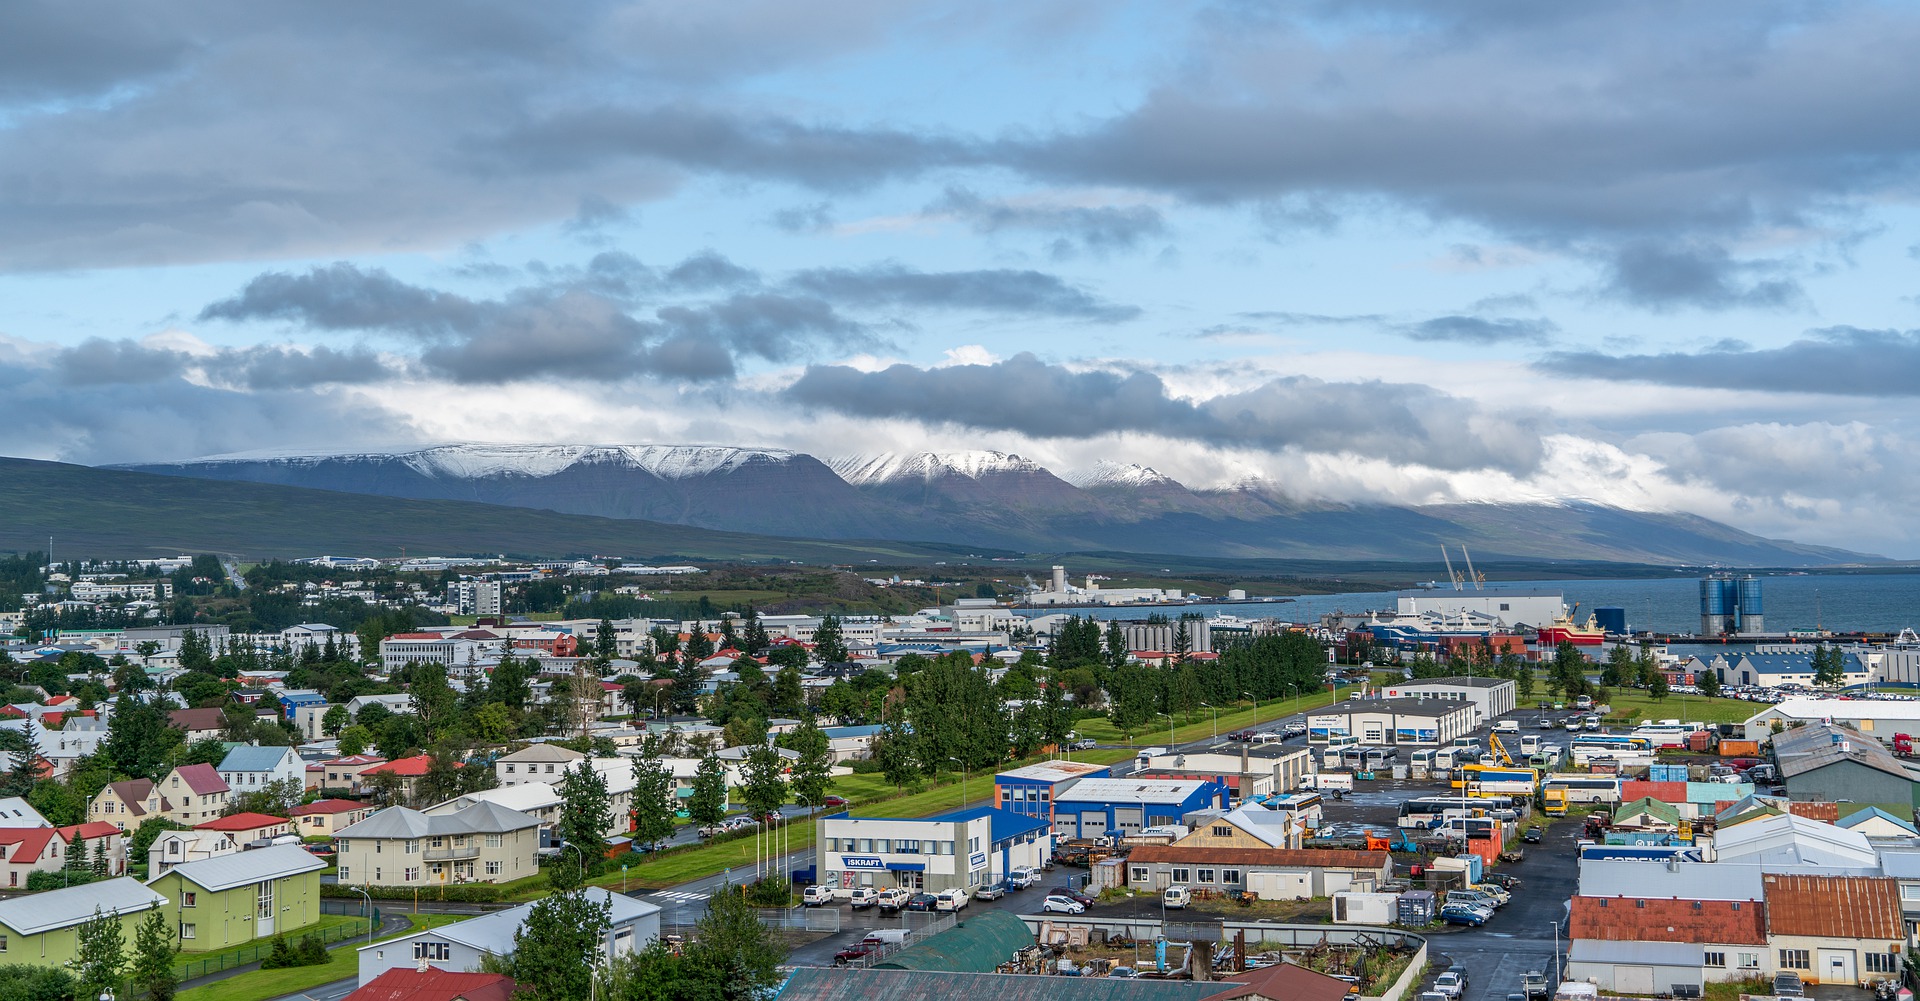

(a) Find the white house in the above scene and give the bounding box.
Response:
[355,887,659,986]
[216,745,306,792]
[147,830,239,877]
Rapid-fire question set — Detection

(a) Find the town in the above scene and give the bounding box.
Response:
[2,552,1920,1001]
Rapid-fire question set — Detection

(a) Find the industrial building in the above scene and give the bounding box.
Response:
[992,760,1112,822]
[1379,676,1516,726]
[1306,696,1478,746]
[1692,651,1871,690]
[1122,845,1391,898]
[1769,723,1920,814]
[1136,744,1312,801]
[1701,573,1765,636]
[1392,588,1566,630]
[1047,777,1230,840]
[1022,565,1186,606]
[1741,699,1920,743]
[815,805,1052,895]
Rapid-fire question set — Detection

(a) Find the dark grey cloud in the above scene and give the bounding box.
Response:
[784,352,1540,472]
[55,338,189,386]
[928,187,1168,256]
[0,2,191,103]
[200,263,481,336]
[770,203,834,233]
[666,252,759,291]
[561,194,634,240]
[1600,242,1805,312]
[1545,326,1920,396]
[786,266,1139,322]
[1400,315,1556,345]
[51,338,394,391]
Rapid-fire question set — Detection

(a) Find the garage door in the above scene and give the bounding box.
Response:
[1614,966,1655,995]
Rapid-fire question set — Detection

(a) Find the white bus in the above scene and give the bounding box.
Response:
[1519,734,1542,755]
[1630,721,1697,749]
[1542,774,1623,806]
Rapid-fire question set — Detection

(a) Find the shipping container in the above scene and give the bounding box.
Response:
[1397,889,1436,926]
[1332,891,1401,925]
[1719,739,1761,758]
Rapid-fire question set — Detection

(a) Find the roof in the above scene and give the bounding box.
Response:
[1771,722,1919,783]
[1576,859,1766,902]
[1756,698,1920,723]
[57,821,122,841]
[292,798,369,817]
[495,744,586,764]
[1570,895,1766,945]
[385,888,657,956]
[1838,806,1919,836]
[195,812,289,832]
[1391,676,1515,690]
[0,827,59,861]
[103,779,156,815]
[923,806,1052,844]
[1713,811,1880,868]
[1203,961,1356,1001]
[776,968,1225,1001]
[0,876,168,935]
[169,707,227,731]
[364,754,439,777]
[323,754,386,768]
[873,910,1035,972]
[1762,873,1904,939]
[343,968,516,1001]
[1125,845,1390,870]
[1053,778,1217,803]
[995,761,1111,784]
[821,724,885,739]
[1612,797,1682,827]
[154,843,325,891]
[219,745,298,772]
[337,801,542,839]
[173,762,230,796]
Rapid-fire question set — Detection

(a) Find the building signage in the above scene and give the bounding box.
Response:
[969,852,987,870]
[842,856,887,870]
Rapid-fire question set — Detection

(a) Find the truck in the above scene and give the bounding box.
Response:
[1135,746,1168,767]
[1897,734,1915,758]
[1522,972,1549,1001]
[1304,771,1354,792]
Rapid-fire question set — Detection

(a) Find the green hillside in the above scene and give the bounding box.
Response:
[0,457,997,564]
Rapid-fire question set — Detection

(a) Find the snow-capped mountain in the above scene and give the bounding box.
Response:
[185,443,802,481]
[830,450,1045,485]
[1068,461,1183,489]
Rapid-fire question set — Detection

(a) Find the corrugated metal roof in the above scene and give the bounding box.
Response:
[873,911,1035,972]
[995,761,1110,784]
[1054,778,1214,803]
[0,876,167,935]
[380,888,657,956]
[1772,723,1918,783]
[219,745,298,773]
[155,843,325,891]
[1762,874,1904,939]
[337,801,542,840]
[1126,845,1389,870]
[1571,895,1767,945]
[777,968,1224,1001]
[1576,860,1764,902]
[174,762,230,795]
[341,968,516,1001]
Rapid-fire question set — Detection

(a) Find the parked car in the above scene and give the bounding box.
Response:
[1773,972,1804,998]
[905,892,939,911]
[1433,972,1465,998]
[934,887,970,912]
[832,943,880,966]
[1522,971,1550,1000]
[1006,866,1038,889]
[1109,966,1139,978]
[1537,718,1555,729]
[1446,965,1470,989]
[302,843,335,857]
[1283,722,1308,737]
[1054,885,1096,908]
[802,885,835,907]
[1163,885,1192,909]
[1071,738,1097,750]
[876,888,911,913]
[1523,827,1543,844]
[1440,904,1487,926]
[1226,730,1253,742]
[974,881,1007,901]
[848,887,879,910]
[822,795,849,808]
[1041,893,1086,914]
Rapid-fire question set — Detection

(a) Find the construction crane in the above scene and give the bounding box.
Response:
[1461,546,1485,590]
[1488,731,1514,766]
[1441,547,1464,590]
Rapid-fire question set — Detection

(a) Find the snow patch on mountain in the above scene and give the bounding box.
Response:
[830,450,1043,485]
[1068,461,1183,489]
[177,443,799,481]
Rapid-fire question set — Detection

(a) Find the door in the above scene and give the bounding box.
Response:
[1819,950,1854,985]
[1615,966,1655,994]
[255,880,275,938]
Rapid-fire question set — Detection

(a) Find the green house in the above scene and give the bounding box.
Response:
[147,844,326,952]
[0,877,168,968]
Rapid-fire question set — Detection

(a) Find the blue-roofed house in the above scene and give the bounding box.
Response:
[816,805,1053,897]
[1704,651,1872,689]
[1839,806,1920,838]
[820,724,885,763]
[217,744,305,793]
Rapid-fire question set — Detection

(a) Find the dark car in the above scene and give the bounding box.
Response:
[1523,827,1543,844]
[1054,885,1096,908]
[822,795,849,808]
[905,892,939,911]
[1226,730,1253,742]
[833,943,880,966]
[302,843,335,857]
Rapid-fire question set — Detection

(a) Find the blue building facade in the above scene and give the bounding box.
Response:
[1047,777,1230,840]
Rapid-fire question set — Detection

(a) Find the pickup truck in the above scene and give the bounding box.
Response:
[1522,971,1549,1000]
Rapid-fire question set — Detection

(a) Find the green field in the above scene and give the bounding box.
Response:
[178,913,466,1001]
[1602,690,1763,725]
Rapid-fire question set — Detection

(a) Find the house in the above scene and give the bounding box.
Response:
[275,690,329,723]
[1838,806,1919,838]
[1123,846,1391,899]
[320,754,388,796]
[493,743,585,786]
[169,707,229,742]
[148,843,327,951]
[347,694,416,719]
[335,801,542,887]
[1566,894,1770,992]
[356,887,658,984]
[57,822,123,875]
[291,702,337,742]
[195,812,291,846]
[777,965,1352,1001]
[360,754,452,803]
[714,744,799,787]
[820,724,885,763]
[993,761,1112,822]
[157,763,233,825]
[0,877,168,966]
[1610,797,1685,837]
[217,744,306,792]
[292,799,375,837]
[0,796,49,828]
[0,827,68,889]
[89,778,162,831]
[148,830,238,877]
[1761,873,1906,985]
[434,757,646,841]
[343,968,516,1001]
[1173,801,1319,852]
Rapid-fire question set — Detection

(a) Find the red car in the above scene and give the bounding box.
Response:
[823,795,849,808]
[833,943,880,966]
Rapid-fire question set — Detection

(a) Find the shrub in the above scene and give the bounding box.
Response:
[25,870,95,891]
[296,932,329,966]
[260,937,295,970]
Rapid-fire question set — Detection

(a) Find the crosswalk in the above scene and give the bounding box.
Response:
[650,889,710,903]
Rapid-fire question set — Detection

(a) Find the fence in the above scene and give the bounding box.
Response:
[174,907,383,981]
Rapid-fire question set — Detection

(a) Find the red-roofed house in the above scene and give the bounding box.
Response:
[56,821,124,876]
[1203,961,1355,1001]
[1762,874,1906,985]
[0,827,66,888]
[362,754,456,802]
[161,763,232,825]
[1567,895,1769,992]
[343,968,515,1001]
[321,754,388,796]
[196,812,291,845]
[292,799,375,837]
[169,707,229,742]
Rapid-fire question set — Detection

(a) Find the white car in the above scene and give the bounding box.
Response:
[848,887,879,910]
[933,888,970,912]
[802,885,835,907]
[1433,972,1465,998]
[1006,866,1038,889]
[1041,894,1085,914]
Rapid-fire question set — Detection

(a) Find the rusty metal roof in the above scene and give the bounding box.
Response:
[1570,896,1766,945]
[1762,874,1904,940]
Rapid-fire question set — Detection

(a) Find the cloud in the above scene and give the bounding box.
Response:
[1598,242,1805,311]
[926,187,1168,255]
[783,352,1541,472]
[1544,326,1920,396]
[54,338,189,385]
[666,251,759,291]
[1399,315,1557,344]
[771,203,834,233]
[785,265,1139,322]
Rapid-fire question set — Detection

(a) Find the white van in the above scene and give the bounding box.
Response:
[864,929,912,946]
[934,888,970,912]
[1136,746,1168,767]
[1249,732,1284,746]
[1494,720,1520,734]
[1164,885,1191,909]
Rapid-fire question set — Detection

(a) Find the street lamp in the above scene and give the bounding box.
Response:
[1155,712,1175,750]
[561,841,586,881]
[1551,919,1562,985]
[949,757,968,811]
[354,886,374,946]
[1199,702,1216,740]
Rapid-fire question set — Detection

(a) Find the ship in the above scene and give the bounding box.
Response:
[1537,606,1605,646]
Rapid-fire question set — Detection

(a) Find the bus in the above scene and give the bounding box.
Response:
[1571,734,1652,750]
[1364,747,1399,769]
[1409,748,1438,773]
[1342,747,1369,769]
[1541,774,1623,815]
[1630,722,1698,749]
[1519,734,1542,755]
[1450,764,1541,798]
[1320,734,1360,768]
[1398,795,1521,829]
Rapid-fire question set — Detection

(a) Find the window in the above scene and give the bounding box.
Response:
[257,881,274,920]
[505,765,515,774]
[1197,868,1215,884]
[897,840,919,854]
[0,934,6,952]
[1868,953,1898,975]
[1212,826,1232,838]
[858,838,872,853]
[1737,954,1760,970]
[1704,952,1725,967]
[1779,950,1810,970]
[486,861,501,876]
[338,867,350,880]
[1132,867,1150,882]
[485,835,503,848]
[375,868,382,881]
[180,924,195,940]
[404,867,420,882]
[182,892,197,908]
[413,942,451,961]
[1222,869,1242,884]
[1172,868,1190,882]
[404,840,419,854]
[875,840,890,853]
[969,837,980,853]
[941,842,954,855]
[429,837,445,849]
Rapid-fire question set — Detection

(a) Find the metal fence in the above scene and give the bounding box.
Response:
[175,907,382,981]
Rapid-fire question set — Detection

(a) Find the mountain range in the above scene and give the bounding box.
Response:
[109,444,1879,566]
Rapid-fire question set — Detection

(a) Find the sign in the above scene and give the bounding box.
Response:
[968,852,987,870]
[842,856,887,870]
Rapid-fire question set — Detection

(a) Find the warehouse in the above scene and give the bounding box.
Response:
[1379,676,1517,726]
[1137,744,1312,801]
[816,805,1052,895]
[1123,845,1391,899]
[1306,696,1477,746]
[1742,699,1920,745]
[1048,778,1230,840]
[993,760,1111,823]
[1770,723,1920,814]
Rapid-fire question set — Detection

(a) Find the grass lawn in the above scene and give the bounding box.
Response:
[1602,689,1761,725]
[177,913,466,1001]
[1072,687,1353,746]
[174,914,362,979]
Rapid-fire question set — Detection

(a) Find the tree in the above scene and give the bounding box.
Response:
[595,618,618,663]
[1602,646,1633,687]
[785,721,831,812]
[1649,671,1671,701]
[687,755,728,829]
[321,705,350,738]
[90,838,108,879]
[1695,666,1722,697]
[871,709,917,792]
[130,908,179,1001]
[101,695,181,782]
[740,746,788,821]
[1813,645,1847,688]
[1516,660,1536,701]
[415,746,464,806]
[557,761,613,872]
[504,885,613,1001]
[809,616,847,664]
[621,678,651,719]
[771,666,805,719]
[68,906,126,1001]
[336,725,372,757]
[680,881,787,1000]
[629,756,676,852]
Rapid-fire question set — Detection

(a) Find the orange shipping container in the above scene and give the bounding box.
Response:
[1719,739,1760,757]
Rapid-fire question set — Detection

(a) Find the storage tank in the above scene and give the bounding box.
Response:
[1736,575,1764,633]
[1699,575,1734,635]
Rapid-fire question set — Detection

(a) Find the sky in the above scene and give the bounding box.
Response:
[4,1,1920,555]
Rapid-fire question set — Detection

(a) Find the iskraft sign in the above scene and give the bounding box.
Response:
[969,852,987,870]
[842,856,887,870]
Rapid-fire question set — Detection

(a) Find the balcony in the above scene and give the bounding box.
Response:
[423,846,480,861]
